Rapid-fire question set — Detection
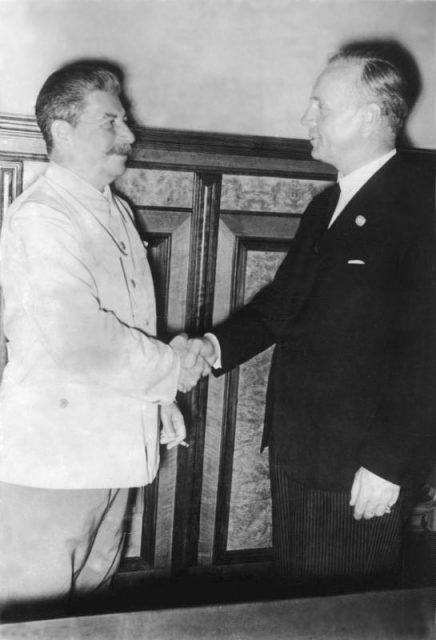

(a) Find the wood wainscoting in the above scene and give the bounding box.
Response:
[0,116,435,597]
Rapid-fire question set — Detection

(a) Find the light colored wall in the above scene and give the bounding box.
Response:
[0,0,434,147]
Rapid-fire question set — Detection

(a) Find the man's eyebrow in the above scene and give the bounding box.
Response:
[100,111,127,120]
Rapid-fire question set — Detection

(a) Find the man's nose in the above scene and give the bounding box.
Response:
[301,106,313,127]
[119,121,135,144]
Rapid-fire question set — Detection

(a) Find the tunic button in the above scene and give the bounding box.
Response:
[131,279,136,288]
[59,398,69,408]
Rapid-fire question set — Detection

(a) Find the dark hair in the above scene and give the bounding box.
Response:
[328,44,411,136]
[35,63,121,154]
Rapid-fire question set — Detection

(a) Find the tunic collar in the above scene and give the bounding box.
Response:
[45,162,112,205]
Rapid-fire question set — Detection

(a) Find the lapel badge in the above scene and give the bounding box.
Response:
[355,215,366,227]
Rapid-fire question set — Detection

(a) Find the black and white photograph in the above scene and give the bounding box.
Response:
[0,1,434,638]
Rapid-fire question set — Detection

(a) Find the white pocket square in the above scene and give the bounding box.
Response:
[347,259,365,264]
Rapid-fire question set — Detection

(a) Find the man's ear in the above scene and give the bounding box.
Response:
[50,119,73,149]
[361,102,382,136]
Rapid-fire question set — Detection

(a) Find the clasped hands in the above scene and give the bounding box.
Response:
[170,333,218,393]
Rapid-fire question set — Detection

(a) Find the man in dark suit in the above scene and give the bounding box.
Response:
[187,44,436,593]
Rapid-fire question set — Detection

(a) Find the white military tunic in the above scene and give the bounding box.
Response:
[0,163,180,489]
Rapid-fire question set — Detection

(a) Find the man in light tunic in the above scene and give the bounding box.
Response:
[0,62,205,619]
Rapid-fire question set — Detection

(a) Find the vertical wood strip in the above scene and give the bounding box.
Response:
[214,238,290,565]
[153,217,192,571]
[213,236,246,563]
[172,173,222,571]
[197,220,236,566]
[0,161,22,380]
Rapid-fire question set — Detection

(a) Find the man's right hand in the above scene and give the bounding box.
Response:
[170,334,213,393]
[186,336,218,368]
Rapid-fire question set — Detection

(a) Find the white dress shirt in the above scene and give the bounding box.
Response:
[328,149,396,228]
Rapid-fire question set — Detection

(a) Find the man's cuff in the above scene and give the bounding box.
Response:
[204,332,222,369]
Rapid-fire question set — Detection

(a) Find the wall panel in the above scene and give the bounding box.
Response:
[0,118,433,587]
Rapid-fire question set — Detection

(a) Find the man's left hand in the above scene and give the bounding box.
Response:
[350,466,400,520]
[160,402,187,450]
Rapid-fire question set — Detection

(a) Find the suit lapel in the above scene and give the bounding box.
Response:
[319,154,400,247]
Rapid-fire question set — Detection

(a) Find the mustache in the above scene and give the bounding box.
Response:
[107,143,132,156]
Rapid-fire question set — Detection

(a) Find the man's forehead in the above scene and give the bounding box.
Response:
[321,62,361,86]
[312,62,362,99]
[81,90,125,117]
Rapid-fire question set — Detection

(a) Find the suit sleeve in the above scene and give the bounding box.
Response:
[2,202,180,404]
[213,194,327,372]
[213,256,292,372]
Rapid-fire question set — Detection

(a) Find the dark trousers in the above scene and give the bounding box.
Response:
[269,456,409,595]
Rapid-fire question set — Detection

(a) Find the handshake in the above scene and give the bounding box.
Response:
[170,333,218,393]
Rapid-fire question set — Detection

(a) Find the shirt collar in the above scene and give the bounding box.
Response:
[338,149,396,199]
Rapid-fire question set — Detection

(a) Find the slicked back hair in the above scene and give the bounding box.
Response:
[35,64,121,154]
[328,46,410,137]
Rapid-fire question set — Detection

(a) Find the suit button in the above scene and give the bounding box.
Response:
[120,241,126,251]
[131,279,136,288]
[313,244,319,254]
[59,398,69,408]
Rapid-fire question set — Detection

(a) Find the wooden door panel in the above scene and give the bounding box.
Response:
[121,205,193,572]
[199,210,293,568]
[0,161,22,379]
[199,174,332,570]
[1,122,433,589]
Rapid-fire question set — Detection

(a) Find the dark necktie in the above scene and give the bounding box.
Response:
[325,182,341,226]
[314,182,341,252]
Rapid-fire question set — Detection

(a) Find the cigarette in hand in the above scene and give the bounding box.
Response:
[179,441,190,448]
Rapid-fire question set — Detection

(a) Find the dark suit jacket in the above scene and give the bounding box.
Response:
[213,154,436,491]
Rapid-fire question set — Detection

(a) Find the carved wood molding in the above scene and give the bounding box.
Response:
[120,233,172,572]
[0,115,46,158]
[186,174,222,333]
[170,173,222,571]
[140,234,172,566]
[0,160,22,379]
[214,236,290,566]
[0,159,22,215]
[147,234,172,337]
[1,113,435,177]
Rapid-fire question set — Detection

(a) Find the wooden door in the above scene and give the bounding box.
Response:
[196,173,330,573]
[115,167,331,579]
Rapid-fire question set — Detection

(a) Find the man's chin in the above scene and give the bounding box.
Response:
[109,154,129,167]
[106,156,129,181]
[309,143,320,159]
[310,146,327,164]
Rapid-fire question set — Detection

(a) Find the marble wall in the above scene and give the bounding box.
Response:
[115,169,194,208]
[221,175,326,213]
[221,175,329,214]
[227,251,286,550]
